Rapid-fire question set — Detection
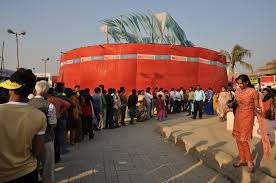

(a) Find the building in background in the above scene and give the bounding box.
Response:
[248,60,276,89]
[34,72,53,87]
[58,12,228,92]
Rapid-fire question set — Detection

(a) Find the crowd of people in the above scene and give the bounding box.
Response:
[1,69,276,182]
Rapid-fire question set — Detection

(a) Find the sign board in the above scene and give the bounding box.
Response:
[249,76,259,85]
[260,75,276,88]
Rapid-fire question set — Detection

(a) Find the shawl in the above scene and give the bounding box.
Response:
[257,92,272,160]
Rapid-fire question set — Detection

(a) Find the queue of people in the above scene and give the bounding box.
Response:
[1,68,275,183]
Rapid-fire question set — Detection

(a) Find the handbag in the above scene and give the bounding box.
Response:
[265,108,275,120]
[228,98,237,115]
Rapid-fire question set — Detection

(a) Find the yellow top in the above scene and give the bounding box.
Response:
[213,94,218,110]
[0,102,47,182]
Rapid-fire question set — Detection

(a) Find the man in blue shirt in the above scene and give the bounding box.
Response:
[92,87,103,128]
[193,85,206,119]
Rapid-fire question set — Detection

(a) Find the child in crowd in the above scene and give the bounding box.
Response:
[157,94,165,121]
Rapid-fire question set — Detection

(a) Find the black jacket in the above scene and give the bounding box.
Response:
[128,94,138,109]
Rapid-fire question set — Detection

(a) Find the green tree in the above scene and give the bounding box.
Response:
[221,44,253,74]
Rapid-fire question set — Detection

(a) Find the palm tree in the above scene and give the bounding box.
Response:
[221,44,253,77]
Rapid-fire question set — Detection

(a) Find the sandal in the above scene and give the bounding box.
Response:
[233,161,247,168]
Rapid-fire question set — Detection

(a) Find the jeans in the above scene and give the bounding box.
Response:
[188,100,193,114]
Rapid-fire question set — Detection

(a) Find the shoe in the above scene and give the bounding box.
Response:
[89,133,94,140]
[60,149,70,155]
[233,161,247,168]
[192,117,196,119]
[199,117,202,119]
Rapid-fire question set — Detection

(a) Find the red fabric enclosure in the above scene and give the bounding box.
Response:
[59,43,227,93]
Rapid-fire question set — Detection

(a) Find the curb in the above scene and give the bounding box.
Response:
[156,123,276,183]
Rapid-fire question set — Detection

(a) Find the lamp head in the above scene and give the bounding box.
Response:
[7,29,15,34]
[19,31,26,35]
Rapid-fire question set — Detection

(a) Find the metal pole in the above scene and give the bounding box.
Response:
[16,34,19,69]
[1,41,4,77]
[44,60,47,79]
[151,14,153,43]
[57,60,60,75]
[106,32,109,44]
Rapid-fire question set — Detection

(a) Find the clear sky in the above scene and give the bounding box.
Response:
[0,0,275,75]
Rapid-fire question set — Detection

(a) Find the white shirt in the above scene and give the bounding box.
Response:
[34,96,57,125]
[113,94,121,109]
[144,92,153,104]
[179,90,184,100]
[194,90,206,102]
[175,91,181,101]
[28,94,35,100]
[156,91,165,100]
[169,91,176,100]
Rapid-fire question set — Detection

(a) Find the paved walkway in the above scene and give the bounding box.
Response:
[157,113,276,183]
[55,115,229,183]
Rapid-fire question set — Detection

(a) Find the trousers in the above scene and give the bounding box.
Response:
[54,119,62,162]
[40,141,55,183]
[193,100,203,118]
[236,140,253,163]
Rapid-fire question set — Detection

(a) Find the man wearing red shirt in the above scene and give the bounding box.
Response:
[47,88,70,163]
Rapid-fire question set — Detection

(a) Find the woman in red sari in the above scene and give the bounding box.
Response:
[232,74,269,173]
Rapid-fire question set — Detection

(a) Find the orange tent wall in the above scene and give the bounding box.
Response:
[59,43,227,93]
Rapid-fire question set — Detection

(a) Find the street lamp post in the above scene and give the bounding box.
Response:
[42,58,50,79]
[56,59,61,73]
[1,41,5,78]
[7,29,26,70]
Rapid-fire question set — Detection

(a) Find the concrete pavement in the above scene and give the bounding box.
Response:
[55,115,229,183]
[156,113,276,183]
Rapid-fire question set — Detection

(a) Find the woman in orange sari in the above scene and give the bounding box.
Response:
[232,74,271,173]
